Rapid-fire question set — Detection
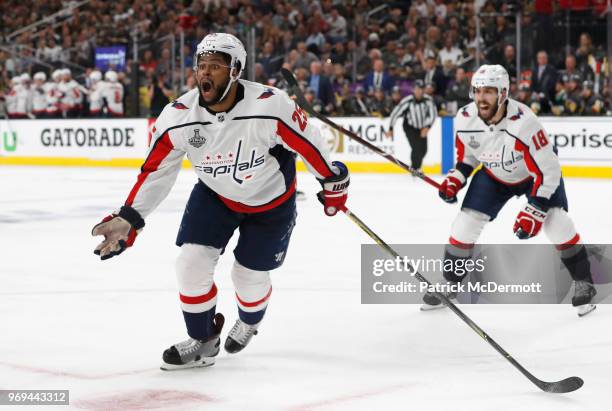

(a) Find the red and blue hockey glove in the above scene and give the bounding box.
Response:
[92,205,145,260]
[439,168,467,203]
[318,161,349,216]
[513,201,548,239]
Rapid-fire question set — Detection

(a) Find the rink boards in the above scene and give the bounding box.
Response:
[0,116,611,178]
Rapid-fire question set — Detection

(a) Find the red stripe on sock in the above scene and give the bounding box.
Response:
[236,287,272,308]
[180,284,218,304]
[449,236,474,250]
[556,233,581,250]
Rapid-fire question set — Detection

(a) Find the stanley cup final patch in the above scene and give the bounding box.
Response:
[189,129,207,148]
[468,135,480,149]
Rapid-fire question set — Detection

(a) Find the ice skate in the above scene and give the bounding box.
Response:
[161,313,225,370]
[572,280,596,317]
[420,281,459,311]
[224,319,260,354]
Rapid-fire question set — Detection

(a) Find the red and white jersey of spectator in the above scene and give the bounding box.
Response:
[102,81,124,116]
[124,79,335,218]
[454,99,561,199]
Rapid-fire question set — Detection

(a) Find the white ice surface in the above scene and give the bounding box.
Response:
[0,166,611,411]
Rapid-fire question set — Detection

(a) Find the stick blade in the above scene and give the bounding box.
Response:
[538,376,584,393]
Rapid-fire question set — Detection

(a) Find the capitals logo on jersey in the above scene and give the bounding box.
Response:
[195,139,265,183]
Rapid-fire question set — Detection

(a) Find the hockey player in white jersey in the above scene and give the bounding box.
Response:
[46,70,62,118]
[5,76,29,119]
[102,70,124,117]
[91,33,349,369]
[58,68,83,117]
[31,72,50,118]
[422,65,596,317]
[88,70,105,117]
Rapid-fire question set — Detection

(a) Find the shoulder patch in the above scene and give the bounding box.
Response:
[257,88,275,99]
[171,100,189,110]
[509,108,524,121]
[461,106,470,117]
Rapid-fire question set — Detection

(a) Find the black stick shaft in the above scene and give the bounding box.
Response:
[341,206,583,393]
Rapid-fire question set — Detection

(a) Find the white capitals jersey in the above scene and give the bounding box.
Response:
[89,80,107,114]
[58,80,82,109]
[6,85,28,116]
[454,98,561,199]
[31,83,52,113]
[101,82,124,115]
[125,80,336,218]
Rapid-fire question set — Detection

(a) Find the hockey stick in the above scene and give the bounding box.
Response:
[340,204,584,393]
[280,68,440,189]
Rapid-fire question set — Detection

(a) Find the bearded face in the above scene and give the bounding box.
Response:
[474,86,501,122]
[195,51,233,106]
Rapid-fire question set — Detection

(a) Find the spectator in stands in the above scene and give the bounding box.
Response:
[139,50,158,73]
[346,85,371,116]
[425,81,445,113]
[438,34,463,68]
[330,41,348,65]
[562,74,582,116]
[575,33,595,72]
[368,87,392,117]
[308,60,334,114]
[387,86,403,113]
[147,71,172,117]
[550,76,567,116]
[516,82,534,106]
[445,67,470,115]
[422,52,447,96]
[294,41,318,70]
[254,63,268,85]
[155,47,172,77]
[258,42,280,78]
[326,8,347,44]
[43,37,62,67]
[579,80,605,116]
[401,41,421,80]
[364,59,394,94]
[562,54,593,83]
[330,64,349,95]
[531,50,557,113]
[501,44,517,80]
[304,87,324,114]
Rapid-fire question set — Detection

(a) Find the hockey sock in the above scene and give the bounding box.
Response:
[238,307,267,325]
[183,307,217,340]
[442,243,473,283]
[560,245,593,283]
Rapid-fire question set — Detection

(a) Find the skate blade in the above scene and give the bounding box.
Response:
[160,357,216,371]
[577,304,596,317]
[420,303,446,311]
[420,298,458,311]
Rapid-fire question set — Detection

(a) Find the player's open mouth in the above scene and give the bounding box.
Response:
[201,80,214,96]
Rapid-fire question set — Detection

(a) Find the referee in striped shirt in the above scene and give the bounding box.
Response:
[386,80,438,171]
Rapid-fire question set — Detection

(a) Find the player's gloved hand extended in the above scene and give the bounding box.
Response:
[318,161,349,216]
[91,205,145,260]
[438,168,466,204]
[513,201,548,239]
